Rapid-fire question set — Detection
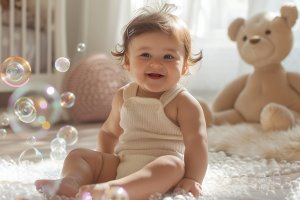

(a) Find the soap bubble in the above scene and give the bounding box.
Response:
[19,147,43,169]
[55,57,70,72]
[173,195,186,200]
[1,117,9,126]
[26,136,36,145]
[50,148,67,162]
[78,192,92,200]
[284,177,291,184]
[0,56,31,87]
[149,192,162,200]
[60,92,75,108]
[102,186,129,200]
[266,190,276,198]
[77,43,86,52]
[51,138,67,151]
[292,161,300,173]
[57,125,78,146]
[0,129,7,138]
[7,82,62,140]
[14,97,37,123]
[259,184,269,194]
[173,188,186,196]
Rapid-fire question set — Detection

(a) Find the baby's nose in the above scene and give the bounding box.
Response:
[150,62,162,68]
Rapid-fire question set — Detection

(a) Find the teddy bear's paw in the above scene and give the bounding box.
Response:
[260,103,295,131]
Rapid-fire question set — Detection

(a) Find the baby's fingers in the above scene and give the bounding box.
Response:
[189,185,203,198]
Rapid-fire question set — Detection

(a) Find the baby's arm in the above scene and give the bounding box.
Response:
[96,88,124,154]
[176,91,208,195]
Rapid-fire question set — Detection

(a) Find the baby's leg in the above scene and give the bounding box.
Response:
[34,148,119,197]
[79,155,184,200]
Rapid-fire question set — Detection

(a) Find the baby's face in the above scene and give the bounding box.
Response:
[125,31,187,93]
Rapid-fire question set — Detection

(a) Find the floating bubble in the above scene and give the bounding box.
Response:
[55,57,70,72]
[39,100,48,109]
[60,92,75,108]
[47,87,55,95]
[1,57,31,87]
[1,117,9,126]
[14,97,37,123]
[50,148,67,162]
[38,116,46,124]
[26,136,36,145]
[14,97,34,117]
[7,82,62,140]
[77,43,86,52]
[78,192,92,200]
[42,121,51,130]
[56,125,78,146]
[51,138,67,151]
[0,129,7,138]
[19,147,43,169]
[102,186,129,200]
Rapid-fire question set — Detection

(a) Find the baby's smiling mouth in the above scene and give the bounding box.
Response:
[146,73,165,79]
[148,73,163,77]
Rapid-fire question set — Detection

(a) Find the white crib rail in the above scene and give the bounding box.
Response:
[0,3,2,63]
[9,0,15,57]
[0,0,67,93]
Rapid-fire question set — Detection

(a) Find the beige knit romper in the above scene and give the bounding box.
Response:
[114,82,186,179]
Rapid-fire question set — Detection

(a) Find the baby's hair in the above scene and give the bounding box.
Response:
[111,1,203,85]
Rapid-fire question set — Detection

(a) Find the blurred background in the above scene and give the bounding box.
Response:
[1,0,300,108]
[64,0,300,101]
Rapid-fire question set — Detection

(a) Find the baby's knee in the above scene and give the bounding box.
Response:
[157,155,184,176]
[68,148,93,158]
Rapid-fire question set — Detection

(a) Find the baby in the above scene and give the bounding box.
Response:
[35,2,208,200]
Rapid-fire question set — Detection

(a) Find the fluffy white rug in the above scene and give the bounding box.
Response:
[208,122,300,162]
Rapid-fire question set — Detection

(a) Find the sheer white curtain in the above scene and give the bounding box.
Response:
[70,0,300,98]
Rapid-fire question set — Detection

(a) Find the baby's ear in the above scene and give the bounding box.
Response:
[124,53,130,71]
[181,61,188,76]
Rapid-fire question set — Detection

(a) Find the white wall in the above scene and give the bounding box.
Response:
[65,0,125,66]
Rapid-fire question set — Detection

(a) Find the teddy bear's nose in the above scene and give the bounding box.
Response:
[249,36,261,44]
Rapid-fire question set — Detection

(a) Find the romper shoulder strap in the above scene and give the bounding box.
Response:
[159,84,186,107]
[123,82,138,101]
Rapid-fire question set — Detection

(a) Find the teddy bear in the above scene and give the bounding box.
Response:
[207,3,300,131]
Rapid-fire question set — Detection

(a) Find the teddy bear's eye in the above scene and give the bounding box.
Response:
[243,36,247,41]
[265,30,271,35]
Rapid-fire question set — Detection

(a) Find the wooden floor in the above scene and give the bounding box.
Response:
[0,121,103,162]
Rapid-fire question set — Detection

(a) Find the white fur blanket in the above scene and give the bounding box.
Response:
[208,122,300,162]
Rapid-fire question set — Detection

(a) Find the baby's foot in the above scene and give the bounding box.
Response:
[34,177,80,197]
[78,183,110,200]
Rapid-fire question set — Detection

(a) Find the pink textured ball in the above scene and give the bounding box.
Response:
[62,53,125,123]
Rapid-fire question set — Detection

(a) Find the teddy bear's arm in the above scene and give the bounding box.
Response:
[287,72,300,96]
[212,74,249,112]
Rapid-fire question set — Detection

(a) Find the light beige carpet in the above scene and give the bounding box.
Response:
[208,122,300,162]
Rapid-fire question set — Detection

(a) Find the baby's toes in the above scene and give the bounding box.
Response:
[78,186,93,199]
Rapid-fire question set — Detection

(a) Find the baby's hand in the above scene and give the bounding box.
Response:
[174,178,203,197]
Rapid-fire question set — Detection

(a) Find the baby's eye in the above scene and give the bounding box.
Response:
[164,55,173,59]
[141,53,151,57]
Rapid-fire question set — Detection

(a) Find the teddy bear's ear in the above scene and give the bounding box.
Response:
[228,18,245,41]
[280,3,298,28]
